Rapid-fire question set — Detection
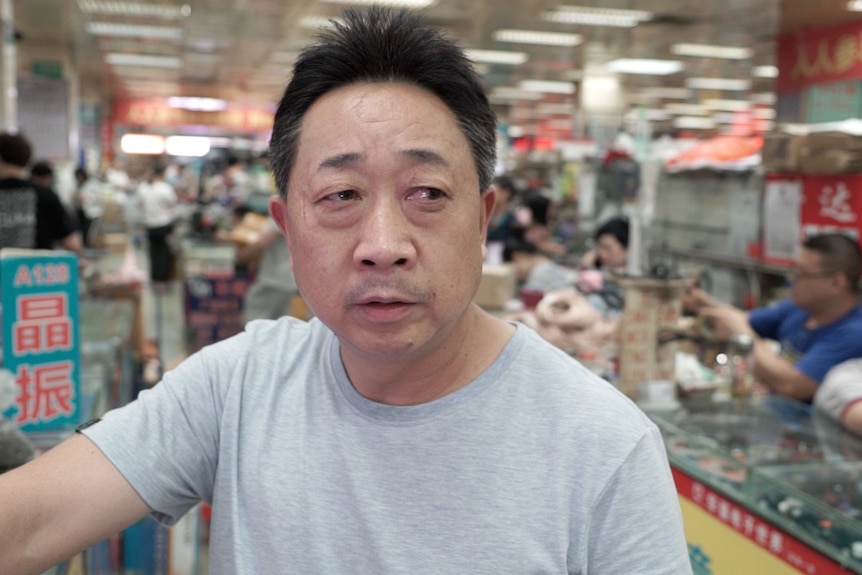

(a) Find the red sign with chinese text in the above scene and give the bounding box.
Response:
[113,99,274,133]
[777,21,862,93]
[801,175,862,243]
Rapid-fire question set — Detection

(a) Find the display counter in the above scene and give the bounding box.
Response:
[645,396,862,574]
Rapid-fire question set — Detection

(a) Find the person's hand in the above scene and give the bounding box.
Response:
[680,286,711,314]
[698,305,754,340]
[578,249,597,270]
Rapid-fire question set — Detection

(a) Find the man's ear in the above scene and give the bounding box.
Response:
[480,186,496,237]
[269,195,288,235]
[268,195,294,267]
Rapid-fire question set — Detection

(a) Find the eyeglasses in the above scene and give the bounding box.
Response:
[788,269,838,280]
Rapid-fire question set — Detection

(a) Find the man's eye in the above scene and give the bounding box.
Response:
[409,187,445,201]
[329,190,358,201]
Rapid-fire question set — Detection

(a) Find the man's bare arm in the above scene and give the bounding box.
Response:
[0,433,150,575]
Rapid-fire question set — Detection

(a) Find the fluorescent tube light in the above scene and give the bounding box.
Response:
[166,136,211,157]
[106,53,183,69]
[167,97,227,112]
[752,92,776,105]
[753,65,779,78]
[849,0,862,11]
[673,116,716,129]
[543,6,652,27]
[319,0,436,5]
[121,134,166,155]
[686,77,751,91]
[78,0,191,19]
[671,43,752,60]
[489,87,543,101]
[703,99,751,112]
[465,49,528,65]
[607,58,683,75]
[519,80,575,94]
[639,87,692,100]
[493,29,582,46]
[665,103,711,115]
[86,22,183,40]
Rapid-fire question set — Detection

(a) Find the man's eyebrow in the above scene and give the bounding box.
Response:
[318,152,363,171]
[399,148,449,167]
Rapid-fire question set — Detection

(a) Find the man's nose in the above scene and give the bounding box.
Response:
[353,198,417,269]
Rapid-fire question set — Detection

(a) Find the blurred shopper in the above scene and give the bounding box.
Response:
[74,167,104,248]
[815,358,862,436]
[0,133,82,255]
[137,165,178,286]
[522,192,566,257]
[687,233,862,402]
[578,217,629,274]
[486,175,523,243]
[504,235,576,293]
[237,218,298,322]
[29,160,54,188]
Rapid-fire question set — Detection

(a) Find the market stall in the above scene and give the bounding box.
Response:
[645,396,862,574]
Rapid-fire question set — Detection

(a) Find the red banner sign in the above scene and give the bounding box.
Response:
[113,100,274,133]
[777,21,862,93]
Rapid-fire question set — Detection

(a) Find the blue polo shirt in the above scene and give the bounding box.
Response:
[748,299,862,384]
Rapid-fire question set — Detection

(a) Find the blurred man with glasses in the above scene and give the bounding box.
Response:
[687,233,862,402]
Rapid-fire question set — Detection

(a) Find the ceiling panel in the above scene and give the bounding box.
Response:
[8,0,862,136]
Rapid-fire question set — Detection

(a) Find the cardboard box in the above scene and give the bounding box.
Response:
[798,149,862,175]
[474,264,516,310]
[762,132,804,173]
[100,232,129,255]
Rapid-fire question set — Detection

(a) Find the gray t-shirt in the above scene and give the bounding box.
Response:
[84,318,691,575]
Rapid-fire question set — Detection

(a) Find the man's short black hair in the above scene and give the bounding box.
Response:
[803,233,862,293]
[595,217,630,249]
[30,160,54,179]
[269,5,497,198]
[0,132,33,168]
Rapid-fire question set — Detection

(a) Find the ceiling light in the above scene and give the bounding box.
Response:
[106,53,183,69]
[625,108,671,121]
[665,103,711,115]
[673,116,716,129]
[703,99,751,111]
[535,103,576,114]
[493,29,582,46]
[671,43,752,60]
[167,97,227,112]
[543,6,653,28]
[519,80,575,94]
[465,49,528,65]
[86,22,183,40]
[752,92,776,105]
[849,0,862,11]
[120,134,165,155]
[318,0,436,6]
[489,87,543,101]
[78,0,191,19]
[166,136,211,157]
[753,108,776,119]
[639,87,692,99]
[753,65,779,78]
[607,58,683,75]
[686,77,751,91]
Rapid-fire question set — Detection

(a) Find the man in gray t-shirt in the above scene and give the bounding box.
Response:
[0,7,691,575]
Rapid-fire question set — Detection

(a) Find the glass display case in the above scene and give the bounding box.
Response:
[647,396,862,573]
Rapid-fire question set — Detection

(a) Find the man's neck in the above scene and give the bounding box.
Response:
[0,164,26,179]
[807,295,858,328]
[338,307,515,406]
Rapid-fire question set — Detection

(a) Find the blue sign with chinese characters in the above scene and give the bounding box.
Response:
[1,249,81,432]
